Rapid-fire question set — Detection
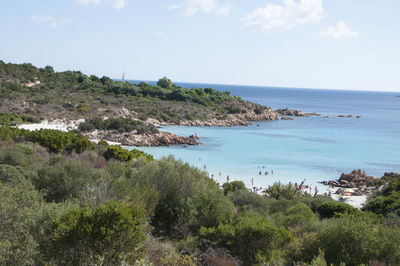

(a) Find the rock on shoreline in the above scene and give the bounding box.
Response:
[275,108,321,117]
[321,169,378,195]
[176,109,280,127]
[82,130,201,147]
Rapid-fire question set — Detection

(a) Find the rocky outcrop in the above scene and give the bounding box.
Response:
[337,114,361,118]
[177,109,279,127]
[83,130,201,146]
[383,172,400,178]
[275,108,320,117]
[321,169,379,195]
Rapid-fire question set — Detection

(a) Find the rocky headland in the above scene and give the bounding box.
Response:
[82,130,200,147]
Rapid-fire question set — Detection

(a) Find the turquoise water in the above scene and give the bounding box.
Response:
[129,82,400,189]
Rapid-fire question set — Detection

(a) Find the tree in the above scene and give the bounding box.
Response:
[42,200,146,265]
[222,180,247,195]
[157,76,172,89]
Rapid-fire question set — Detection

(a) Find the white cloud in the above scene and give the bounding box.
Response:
[76,0,126,9]
[320,21,359,39]
[241,0,325,32]
[31,15,58,29]
[31,16,73,29]
[168,0,230,17]
[50,22,58,29]
[215,3,231,16]
[154,31,166,37]
[31,15,56,23]
[76,0,101,5]
[104,0,126,9]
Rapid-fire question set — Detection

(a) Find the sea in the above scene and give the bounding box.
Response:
[128,81,400,191]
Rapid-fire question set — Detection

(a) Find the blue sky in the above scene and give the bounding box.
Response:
[1,0,399,91]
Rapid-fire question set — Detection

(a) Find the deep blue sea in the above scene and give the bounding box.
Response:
[129,81,400,190]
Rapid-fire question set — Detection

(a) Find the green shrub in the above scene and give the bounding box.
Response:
[0,164,33,185]
[278,203,316,228]
[42,201,146,265]
[128,156,235,236]
[228,190,270,215]
[104,145,153,162]
[266,182,300,200]
[318,215,379,265]
[34,159,100,202]
[199,212,293,264]
[0,113,41,126]
[0,126,95,154]
[363,192,400,216]
[222,180,247,195]
[317,201,360,219]
[0,143,42,170]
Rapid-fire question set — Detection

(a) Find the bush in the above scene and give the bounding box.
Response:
[228,190,270,214]
[34,159,100,202]
[0,143,42,170]
[363,192,400,216]
[104,145,153,162]
[318,215,379,265]
[0,113,41,126]
[0,164,33,185]
[0,126,95,154]
[42,201,146,265]
[277,203,316,228]
[0,183,42,265]
[199,212,293,264]
[222,181,247,195]
[317,201,360,219]
[129,156,235,236]
[266,182,300,200]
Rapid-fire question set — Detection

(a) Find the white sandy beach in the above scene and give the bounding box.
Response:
[17,119,121,145]
[330,194,368,209]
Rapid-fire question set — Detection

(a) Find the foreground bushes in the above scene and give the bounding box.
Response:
[42,201,146,265]
[200,212,293,264]
[0,126,95,153]
[0,138,400,264]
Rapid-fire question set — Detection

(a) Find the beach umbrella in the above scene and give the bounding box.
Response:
[345,188,355,193]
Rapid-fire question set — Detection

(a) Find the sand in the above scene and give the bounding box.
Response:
[17,119,121,145]
[330,194,368,209]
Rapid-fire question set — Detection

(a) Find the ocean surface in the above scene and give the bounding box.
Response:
[128,81,400,190]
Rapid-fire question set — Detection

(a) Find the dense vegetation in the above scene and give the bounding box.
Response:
[0,129,400,265]
[78,117,158,134]
[0,61,267,123]
[0,112,41,126]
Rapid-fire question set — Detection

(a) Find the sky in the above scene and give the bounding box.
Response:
[0,0,399,92]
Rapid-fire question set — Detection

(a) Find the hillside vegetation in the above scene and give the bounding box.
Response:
[0,61,269,124]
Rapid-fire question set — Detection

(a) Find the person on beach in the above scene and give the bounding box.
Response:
[211,174,214,180]
[227,175,230,182]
